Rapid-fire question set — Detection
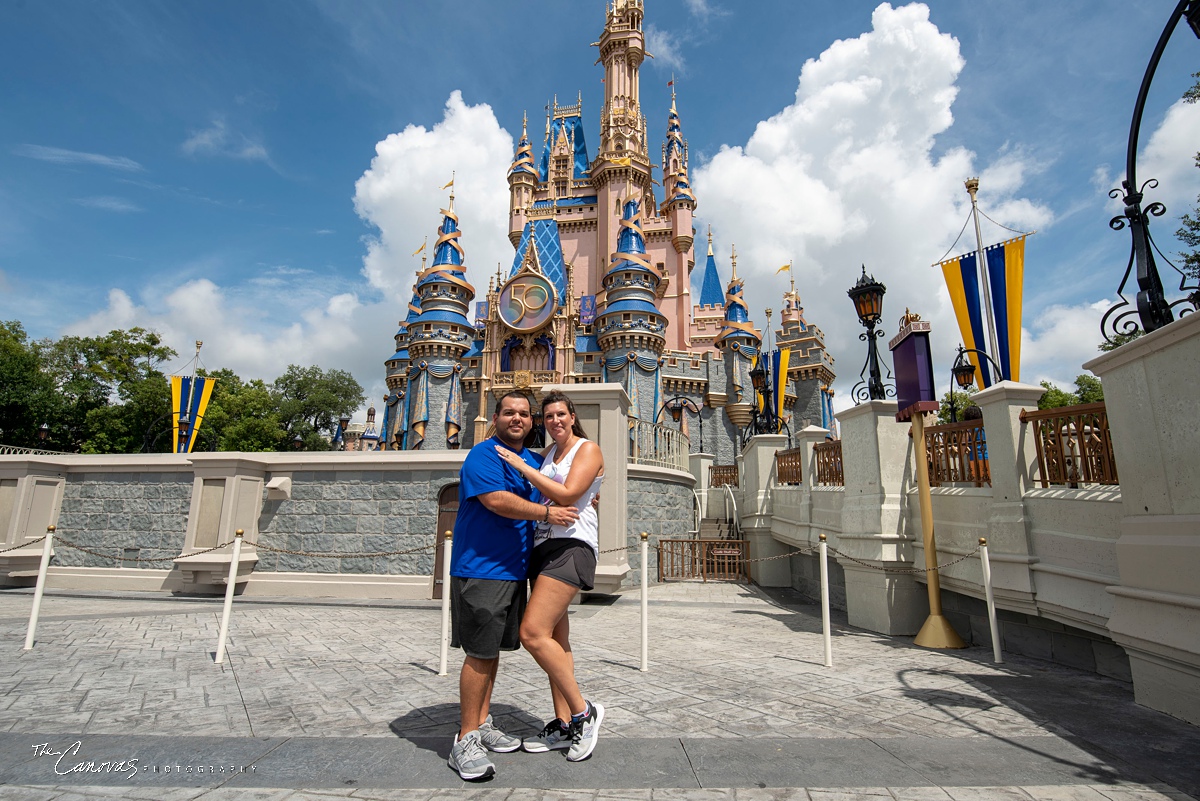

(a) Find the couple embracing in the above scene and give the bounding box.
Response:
[446,389,605,781]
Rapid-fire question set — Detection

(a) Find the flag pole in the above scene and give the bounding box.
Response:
[965,179,1000,383]
[182,340,202,453]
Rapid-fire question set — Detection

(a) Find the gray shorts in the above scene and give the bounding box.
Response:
[529,538,597,592]
[449,576,526,660]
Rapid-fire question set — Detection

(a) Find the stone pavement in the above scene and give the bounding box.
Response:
[0,580,1197,800]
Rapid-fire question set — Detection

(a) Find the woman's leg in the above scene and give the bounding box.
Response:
[548,611,573,722]
[521,574,587,717]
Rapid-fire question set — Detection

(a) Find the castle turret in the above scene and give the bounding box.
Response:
[507,113,537,246]
[405,189,475,450]
[713,245,760,429]
[659,88,696,351]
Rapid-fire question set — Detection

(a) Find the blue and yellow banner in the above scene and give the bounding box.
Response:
[940,252,993,389]
[985,236,1025,383]
[170,375,215,453]
[939,235,1027,388]
[772,348,791,428]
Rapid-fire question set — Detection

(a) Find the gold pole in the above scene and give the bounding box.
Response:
[911,411,966,648]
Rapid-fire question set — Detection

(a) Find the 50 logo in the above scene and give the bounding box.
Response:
[498,274,556,331]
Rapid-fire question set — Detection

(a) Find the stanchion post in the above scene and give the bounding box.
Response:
[438,530,453,677]
[23,525,56,651]
[640,532,649,673]
[979,537,1003,664]
[818,533,832,668]
[214,529,244,665]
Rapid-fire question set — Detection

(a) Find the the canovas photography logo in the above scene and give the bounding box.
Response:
[30,740,257,780]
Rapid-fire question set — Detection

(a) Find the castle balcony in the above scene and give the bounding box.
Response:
[489,370,563,399]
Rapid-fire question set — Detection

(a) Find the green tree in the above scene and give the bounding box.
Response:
[1074,374,1104,405]
[272,364,365,450]
[199,368,284,452]
[1038,375,1104,410]
[0,321,57,446]
[45,328,177,453]
[1099,330,1143,352]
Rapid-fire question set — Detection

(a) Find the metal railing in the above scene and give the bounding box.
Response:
[629,419,689,471]
[722,484,740,538]
[0,444,68,456]
[1020,402,1119,487]
[813,439,844,486]
[658,539,749,582]
[710,464,738,488]
[923,420,991,487]
[775,446,804,485]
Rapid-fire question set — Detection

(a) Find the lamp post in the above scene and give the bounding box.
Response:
[947,345,1005,422]
[847,265,892,404]
[656,395,702,452]
[1101,1,1200,344]
[177,414,191,454]
[292,432,305,451]
[37,423,49,443]
[337,414,351,451]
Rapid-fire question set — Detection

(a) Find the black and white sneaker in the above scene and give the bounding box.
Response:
[522,718,571,752]
[566,701,604,762]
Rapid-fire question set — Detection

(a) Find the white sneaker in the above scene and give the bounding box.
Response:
[566,701,604,762]
[522,718,572,753]
[448,729,495,780]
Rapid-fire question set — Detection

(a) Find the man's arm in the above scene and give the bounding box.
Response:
[478,491,579,527]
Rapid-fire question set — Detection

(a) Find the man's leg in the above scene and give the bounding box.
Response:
[459,654,498,736]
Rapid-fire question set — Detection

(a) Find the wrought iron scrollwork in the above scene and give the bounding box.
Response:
[850,328,895,405]
[1103,0,1200,345]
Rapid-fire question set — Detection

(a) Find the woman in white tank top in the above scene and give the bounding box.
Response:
[494,390,606,760]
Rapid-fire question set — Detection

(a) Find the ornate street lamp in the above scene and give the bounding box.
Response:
[847,266,893,403]
[656,395,702,452]
[946,344,1005,422]
[176,414,191,454]
[37,423,49,443]
[337,414,351,451]
[1102,1,1200,344]
[292,432,305,451]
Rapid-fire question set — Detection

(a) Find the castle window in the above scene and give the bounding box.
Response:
[623,314,631,321]
[656,262,664,273]
[469,359,479,368]
[584,354,594,363]
[424,324,432,331]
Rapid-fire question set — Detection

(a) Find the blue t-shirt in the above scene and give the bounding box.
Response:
[450,437,544,581]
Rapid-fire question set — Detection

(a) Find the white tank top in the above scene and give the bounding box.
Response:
[535,438,603,552]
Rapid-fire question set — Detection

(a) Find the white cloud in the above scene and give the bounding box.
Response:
[14,144,143,172]
[353,90,514,302]
[684,0,715,18]
[1129,99,1200,218]
[182,119,272,165]
[58,91,517,420]
[1020,299,1109,388]
[692,2,1054,399]
[645,24,685,74]
[75,196,142,213]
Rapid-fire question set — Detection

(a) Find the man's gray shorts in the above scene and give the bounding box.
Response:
[449,576,527,659]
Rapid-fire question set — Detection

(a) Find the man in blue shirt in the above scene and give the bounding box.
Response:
[447,391,580,780]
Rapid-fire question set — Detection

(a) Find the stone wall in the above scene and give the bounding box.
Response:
[55,471,192,568]
[255,468,459,576]
[625,467,695,587]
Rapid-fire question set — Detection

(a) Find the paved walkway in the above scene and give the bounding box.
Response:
[0,581,1197,800]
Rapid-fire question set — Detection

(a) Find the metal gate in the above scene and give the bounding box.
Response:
[657,539,749,582]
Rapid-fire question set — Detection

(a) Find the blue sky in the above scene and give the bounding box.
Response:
[2,1,1197,416]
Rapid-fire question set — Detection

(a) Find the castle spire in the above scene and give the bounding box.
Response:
[714,243,759,350]
[698,225,723,308]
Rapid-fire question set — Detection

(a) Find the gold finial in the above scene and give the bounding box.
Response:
[899,307,923,329]
[522,111,527,138]
[730,244,738,280]
[706,224,713,256]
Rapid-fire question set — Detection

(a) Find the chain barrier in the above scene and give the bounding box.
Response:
[0,536,46,555]
[55,537,235,563]
[253,541,436,559]
[828,544,982,575]
[51,536,436,563]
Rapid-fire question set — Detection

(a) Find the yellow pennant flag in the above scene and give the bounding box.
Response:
[776,262,791,274]
[411,241,426,256]
[441,178,454,190]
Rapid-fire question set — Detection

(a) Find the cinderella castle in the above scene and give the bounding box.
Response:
[377,0,836,465]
